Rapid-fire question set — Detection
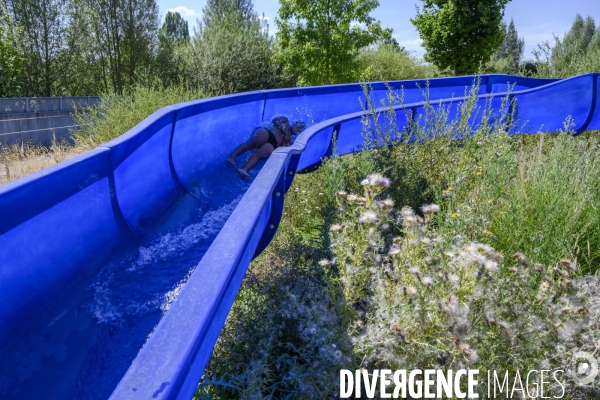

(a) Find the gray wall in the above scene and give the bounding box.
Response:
[0,97,100,147]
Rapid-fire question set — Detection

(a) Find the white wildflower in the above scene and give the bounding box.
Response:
[401,206,415,218]
[421,204,441,214]
[382,198,395,208]
[484,260,499,273]
[409,266,421,276]
[330,224,343,232]
[421,276,433,286]
[359,211,378,224]
[361,173,390,187]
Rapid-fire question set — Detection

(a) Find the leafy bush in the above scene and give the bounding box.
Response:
[180,13,291,96]
[356,43,436,82]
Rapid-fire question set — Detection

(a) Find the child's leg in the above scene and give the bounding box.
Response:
[237,143,274,179]
[227,129,268,165]
[227,142,254,165]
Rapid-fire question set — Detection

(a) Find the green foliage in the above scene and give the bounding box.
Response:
[155,12,189,87]
[490,19,524,74]
[411,0,511,75]
[532,14,600,78]
[274,0,391,86]
[180,12,288,96]
[0,5,22,96]
[162,11,189,41]
[356,43,436,82]
[201,0,257,28]
[5,0,65,96]
[72,84,204,146]
[5,0,160,96]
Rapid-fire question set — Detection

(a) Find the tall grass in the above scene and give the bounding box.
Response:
[0,139,87,184]
[72,84,205,147]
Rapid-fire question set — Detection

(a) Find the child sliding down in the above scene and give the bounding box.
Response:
[227,117,306,179]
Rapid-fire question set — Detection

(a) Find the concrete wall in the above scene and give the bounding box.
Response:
[0,97,99,147]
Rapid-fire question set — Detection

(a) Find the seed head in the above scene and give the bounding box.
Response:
[421,204,441,214]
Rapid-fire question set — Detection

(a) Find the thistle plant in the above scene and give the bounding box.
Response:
[329,173,600,397]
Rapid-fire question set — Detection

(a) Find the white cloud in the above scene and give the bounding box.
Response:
[394,37,423,56]
[258,15,270,21]
[167,6,195,17]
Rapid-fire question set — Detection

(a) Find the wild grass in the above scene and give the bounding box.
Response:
[0,139,90,185]
[72,84,205,147]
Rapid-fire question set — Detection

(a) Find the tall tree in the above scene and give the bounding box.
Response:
[182,8,284,95]
[156,11,189,86]
[162,10,189,41]
[411,0,511,75]
[5,0,65,96]
[562,14,596,53]
[0,4,22,96]
[59,0,108,95]
[275,0,391,86]
[201,0,256,28]
[78,0,158,94]
[493,19,524,73]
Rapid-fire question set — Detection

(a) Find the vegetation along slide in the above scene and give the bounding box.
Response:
[0,73,598,399]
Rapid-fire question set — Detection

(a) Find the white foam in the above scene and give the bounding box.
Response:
[128,195,242,271]
[88,195,243,323]
[160,268,194,313]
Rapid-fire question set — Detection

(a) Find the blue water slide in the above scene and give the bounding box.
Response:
[0,73,596,399]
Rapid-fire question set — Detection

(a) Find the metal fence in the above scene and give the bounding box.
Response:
[0,96,101,114]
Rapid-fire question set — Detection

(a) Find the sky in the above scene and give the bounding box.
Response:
[157,0,600,59]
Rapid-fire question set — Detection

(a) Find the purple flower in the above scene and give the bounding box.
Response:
[339,207,345,212]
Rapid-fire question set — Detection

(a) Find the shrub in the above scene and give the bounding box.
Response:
[180,13,291,96]
[356,43,436,82]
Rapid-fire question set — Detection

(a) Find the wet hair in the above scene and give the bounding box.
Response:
[272,116,289,129]
[291,120,306,133]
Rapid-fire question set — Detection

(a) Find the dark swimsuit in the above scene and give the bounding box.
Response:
[266,128,278,149]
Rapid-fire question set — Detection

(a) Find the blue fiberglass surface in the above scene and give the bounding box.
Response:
[0,74,596,400]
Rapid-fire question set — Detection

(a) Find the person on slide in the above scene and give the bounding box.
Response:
[227,117,306,179]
